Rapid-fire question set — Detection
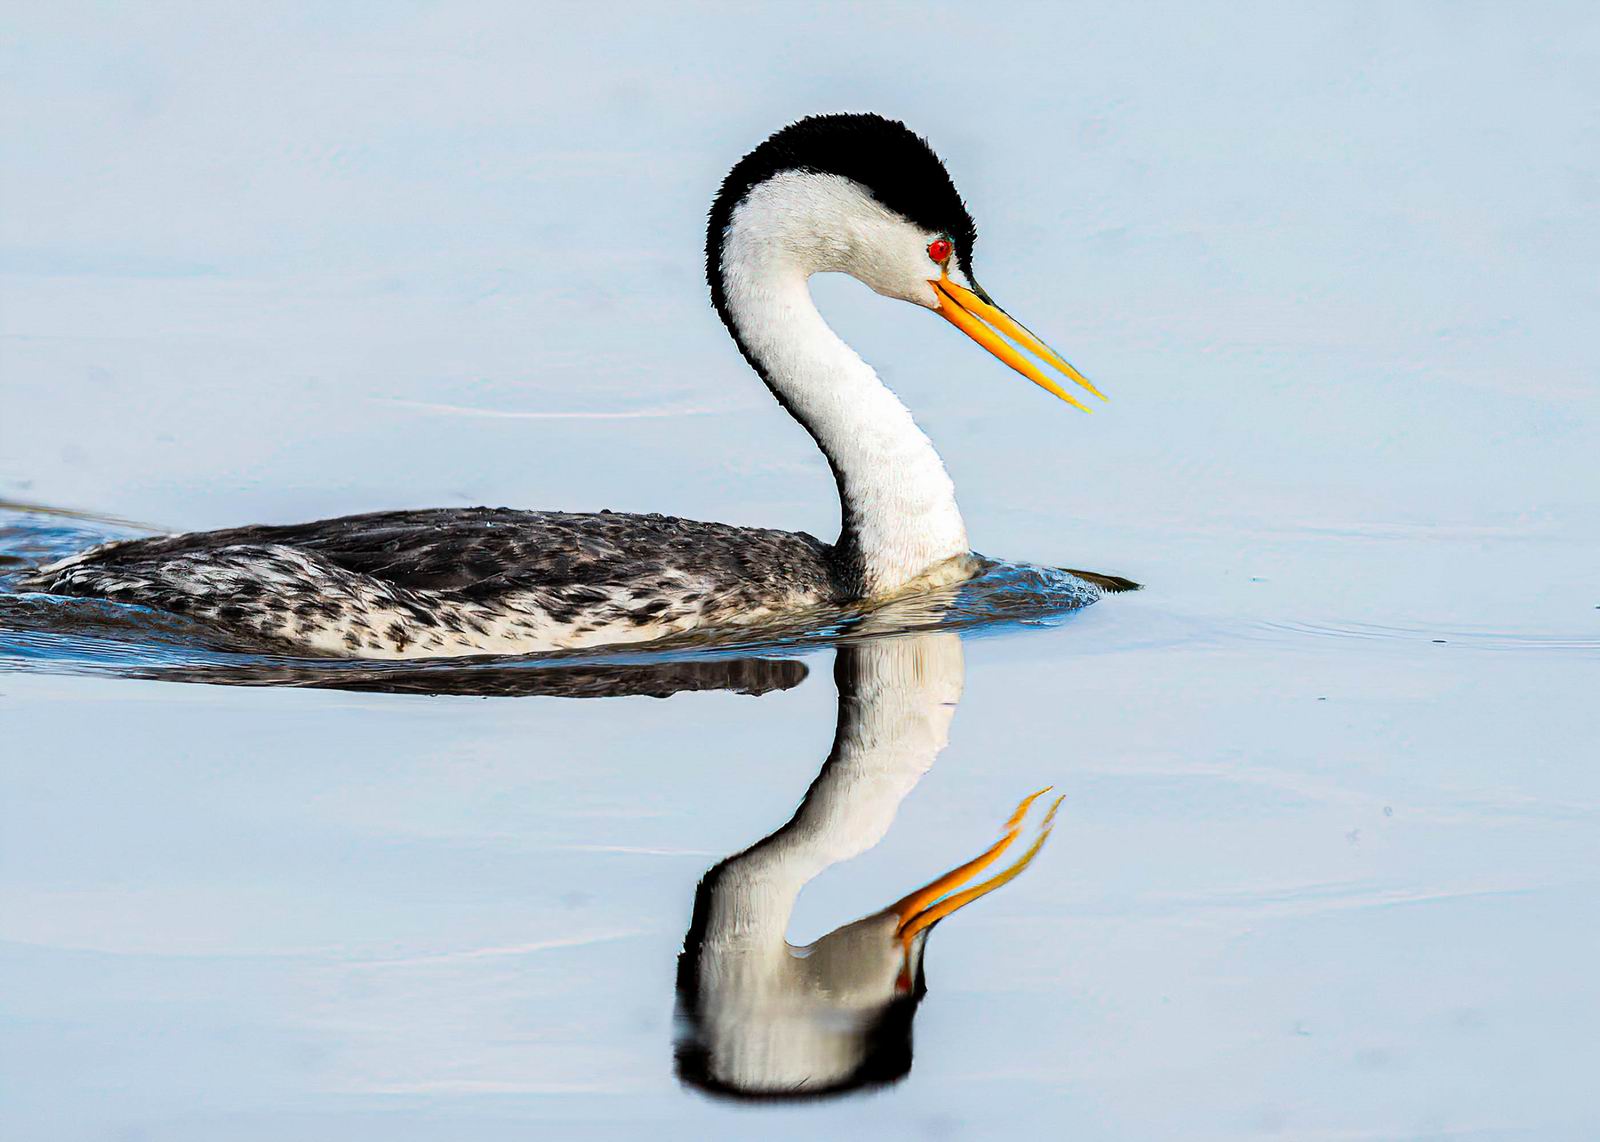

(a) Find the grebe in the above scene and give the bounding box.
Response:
[24,113,1106,659]
[677,631,1060,1099]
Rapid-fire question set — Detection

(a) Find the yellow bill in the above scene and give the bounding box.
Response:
[932,275,1104,411]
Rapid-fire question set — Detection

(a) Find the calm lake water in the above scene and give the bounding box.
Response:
[4,5,1598,1139]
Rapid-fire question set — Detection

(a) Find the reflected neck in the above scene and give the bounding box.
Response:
[700,635,965,952]
[711,180,969,598]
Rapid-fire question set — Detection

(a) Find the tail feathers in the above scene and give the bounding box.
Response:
[23,535,149,589]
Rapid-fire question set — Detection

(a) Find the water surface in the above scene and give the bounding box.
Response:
[4,4,1599,1139]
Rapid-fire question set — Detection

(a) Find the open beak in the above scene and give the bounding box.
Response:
[890,787,1064,961]
[931,274,1104,412]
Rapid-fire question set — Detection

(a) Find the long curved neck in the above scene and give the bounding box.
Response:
[711,177,969,598]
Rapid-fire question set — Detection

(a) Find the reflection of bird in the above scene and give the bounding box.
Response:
[25,113,1109,659]
[676,632,1061,1100]
[137,653,810,700]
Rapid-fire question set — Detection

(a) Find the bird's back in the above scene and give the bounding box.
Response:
[25,507,841,658]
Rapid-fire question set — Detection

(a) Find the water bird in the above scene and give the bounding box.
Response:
[24,113,1109,659]
[676,632,1061,1099]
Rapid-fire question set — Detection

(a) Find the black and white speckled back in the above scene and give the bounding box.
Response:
[25,507,844,658]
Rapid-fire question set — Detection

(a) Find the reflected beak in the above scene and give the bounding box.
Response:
[931,275,1104,412]
[890,787,1064,952]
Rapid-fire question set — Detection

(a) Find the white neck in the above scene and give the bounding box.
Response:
[716,173,970,597]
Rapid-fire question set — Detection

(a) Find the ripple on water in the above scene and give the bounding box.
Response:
[1250,618,1600,655]
[0,503,1133,698]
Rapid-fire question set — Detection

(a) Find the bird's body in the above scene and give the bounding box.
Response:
[24,114,1112,658]
[29,508,853,657]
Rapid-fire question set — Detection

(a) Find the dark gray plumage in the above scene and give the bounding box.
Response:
[23,508,844,658]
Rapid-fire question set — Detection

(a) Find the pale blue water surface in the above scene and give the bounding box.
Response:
[3,3,1599,1139]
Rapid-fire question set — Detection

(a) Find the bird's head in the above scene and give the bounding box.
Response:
[707,112,1103,411]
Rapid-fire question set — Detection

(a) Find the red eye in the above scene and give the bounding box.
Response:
[926,238,953,264]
